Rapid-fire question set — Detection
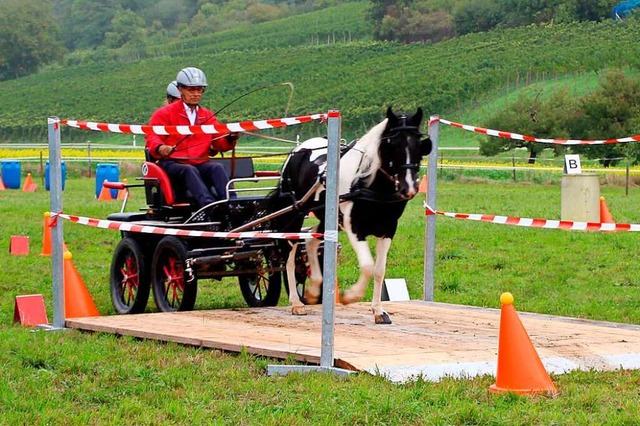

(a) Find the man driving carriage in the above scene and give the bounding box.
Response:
[145,67,240,208]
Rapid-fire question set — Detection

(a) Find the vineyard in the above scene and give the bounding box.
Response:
[2,4,640,145]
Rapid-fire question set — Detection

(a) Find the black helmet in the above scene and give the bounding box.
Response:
[176,67,208,87]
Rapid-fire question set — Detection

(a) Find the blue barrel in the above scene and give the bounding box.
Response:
[1,161,21,189]
[45,162,66,191]
[95,163,119,198]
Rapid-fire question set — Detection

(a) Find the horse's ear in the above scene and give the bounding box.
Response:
[420,136,432,156]
[415,107,423,123]
[386,106,394,120]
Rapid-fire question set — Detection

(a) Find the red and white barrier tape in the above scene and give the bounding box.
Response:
[54,213,323,240]
[424,203,640,232]
[437,118,640,146]
[61,113,327,136]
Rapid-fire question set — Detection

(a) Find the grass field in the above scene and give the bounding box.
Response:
[3,170,640,424]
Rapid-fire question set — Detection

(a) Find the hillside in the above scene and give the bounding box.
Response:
[3,4,640,143]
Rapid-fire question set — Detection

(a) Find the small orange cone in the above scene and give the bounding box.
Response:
[63,251,100,318]
[600,196,614,223]
[489,292,558,396]
[97,179,113,200]
[0,176,5,191]
[22,173,37,192]
[117,178,129,200]
[335,279,340,303]
[418,175,427,194]
[41,212,52,256]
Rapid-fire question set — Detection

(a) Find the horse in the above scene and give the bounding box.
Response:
[275,107,432,324]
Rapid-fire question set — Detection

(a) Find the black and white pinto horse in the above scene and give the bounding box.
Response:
[277,107,432,324]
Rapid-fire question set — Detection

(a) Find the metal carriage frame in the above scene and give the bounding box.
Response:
[105,156,323,315]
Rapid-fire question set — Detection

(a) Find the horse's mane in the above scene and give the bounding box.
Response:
[351,118,388,187]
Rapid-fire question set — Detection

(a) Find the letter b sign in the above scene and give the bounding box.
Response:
[564,154,582,175]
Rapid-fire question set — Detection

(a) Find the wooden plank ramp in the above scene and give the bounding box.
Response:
[65,301,640,383]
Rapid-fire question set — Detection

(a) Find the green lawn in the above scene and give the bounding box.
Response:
[2,172,640,424]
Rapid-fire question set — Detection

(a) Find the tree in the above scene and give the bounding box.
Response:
[0,0,65,80]
[370,0,454,43]
[53,0,122,49]
[104,10,147,48]
[453,0,503,35]
[569,69,640,166]
[479,90,576,163]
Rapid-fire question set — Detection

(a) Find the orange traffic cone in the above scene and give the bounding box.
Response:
[22,173,37,192]
[97,179,112,200]
[63,251,100,318]
[41,212,52,256]
[418,175,427,194]
[117,178,129,200]
[41,213,69,256]
[335,278,340,304]
[600,196,614,223]
[489,292,558,396]
[0,175,5,191]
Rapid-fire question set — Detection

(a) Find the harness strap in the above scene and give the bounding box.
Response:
[341,187,407,203]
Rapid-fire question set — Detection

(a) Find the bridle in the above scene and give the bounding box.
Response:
[378,117,424,189]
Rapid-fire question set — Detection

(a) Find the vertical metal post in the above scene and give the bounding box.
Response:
[320,110,340,368]
[48,117,65,329]
[424,116,439,301]
[267,110,352,378]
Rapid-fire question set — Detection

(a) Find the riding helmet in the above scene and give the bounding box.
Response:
[176,67,208,87]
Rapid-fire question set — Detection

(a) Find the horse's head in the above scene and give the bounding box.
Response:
[379,106,432,199]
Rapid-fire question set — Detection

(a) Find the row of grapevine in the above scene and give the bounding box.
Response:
[3,15,640,142]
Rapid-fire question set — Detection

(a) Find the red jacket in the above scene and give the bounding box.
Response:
[145,101,236,165]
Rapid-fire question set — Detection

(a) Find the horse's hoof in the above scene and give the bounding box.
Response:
[340,292,359,305]
[303,291,320,305]
[374,312,392,324]
[291,305,307,316]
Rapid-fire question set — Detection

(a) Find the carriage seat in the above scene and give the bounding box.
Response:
[141,157,280,210]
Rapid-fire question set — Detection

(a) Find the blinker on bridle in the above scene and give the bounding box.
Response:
[378,116,425,190]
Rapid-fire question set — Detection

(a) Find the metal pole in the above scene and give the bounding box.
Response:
[47,117,65,329]
[424,116,439,301]
[267,110,352,378]
[320,110,340,368]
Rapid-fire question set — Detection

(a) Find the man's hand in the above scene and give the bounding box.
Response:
[157,144,174,158]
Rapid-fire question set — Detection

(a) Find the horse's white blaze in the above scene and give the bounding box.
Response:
[403,145,416,197]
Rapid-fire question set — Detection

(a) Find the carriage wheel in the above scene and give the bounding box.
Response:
[151,236,197,312]
[284,247,324,305]
[238,250,282,307]
[110,237,150,314]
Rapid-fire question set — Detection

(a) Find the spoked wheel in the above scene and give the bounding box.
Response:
[110,237,150,314]
[285,246,324,305]
[151,236,197,312]
[238,249,282,307]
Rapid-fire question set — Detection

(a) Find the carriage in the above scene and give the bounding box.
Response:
[104,155,323,315]
[104,107,430,324]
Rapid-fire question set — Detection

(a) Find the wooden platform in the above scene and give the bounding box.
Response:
[65,301,640,382]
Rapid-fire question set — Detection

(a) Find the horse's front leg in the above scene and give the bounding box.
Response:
[340,229,374,305]
[303,236,323,304]
[371,237,393,324]
[285,243,306,315]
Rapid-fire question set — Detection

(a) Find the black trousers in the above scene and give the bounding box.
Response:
[159,160,229,208]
